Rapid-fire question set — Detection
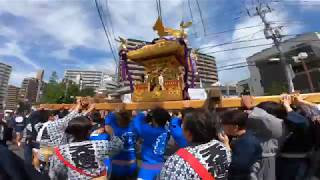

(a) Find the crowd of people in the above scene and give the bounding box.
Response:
[0,94,320,180]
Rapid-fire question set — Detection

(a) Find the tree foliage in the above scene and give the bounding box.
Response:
[41,76,96,103]
[41,82,65,103]
[49,71,59,84]
[80,87,95,97]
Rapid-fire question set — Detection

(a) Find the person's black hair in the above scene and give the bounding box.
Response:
[151,107,171,127]
[181,108,194,119]
[48,110,59,117]
[15,111,23,116]
[145,112,152,123]
[115,110,131,127]
[58,109,69,119]
[183,108,219,144]
[36,109,51,123]
[65,116,92,142]
[220,110,248,129]
[256,101,287,120]
[90,111,103,125]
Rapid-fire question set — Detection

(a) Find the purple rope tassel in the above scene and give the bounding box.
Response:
[178,38,190,100]
[189,55,195,88]
[119,50,134,92]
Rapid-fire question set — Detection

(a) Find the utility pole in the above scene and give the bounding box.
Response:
[248,3,295,93]
[64,79,69,102]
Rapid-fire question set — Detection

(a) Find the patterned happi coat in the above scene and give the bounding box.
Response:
[37,110,123,180]
[159,139,231,180]
[49,138,123,180]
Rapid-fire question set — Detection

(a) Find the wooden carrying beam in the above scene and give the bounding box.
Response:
[40,93,320,110]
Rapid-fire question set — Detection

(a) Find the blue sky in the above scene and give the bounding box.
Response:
[0,0,319,86]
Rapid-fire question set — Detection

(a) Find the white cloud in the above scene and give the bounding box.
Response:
[0,0,188,86]
[9,70,36,86]
[0,0,115,69]
[0,26,17,37]
[0,0,186,60]
[0,0,185,51]
[86,59,116,74]
[62,57,116,74]
[0,1,94,48]
[0,41,40,69]
[106,0,184,41]
[50,49,75,61]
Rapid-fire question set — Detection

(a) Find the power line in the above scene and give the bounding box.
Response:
[200,38,320,55]
[218,62,249,69]
[233,29,265,42]
[155,0,160,18]
[250,1,295,92]
[195,0,206,35]
[158,0,162,19]
[98,1,118,57]
[271,0,320,5]
[187,0,197,37]
[192,4,247,26]
[105,0,117,44]
[203,43,274,54]
[181,0,185,21]
[156,0,162,19]
[217,56,250,63]
[198,32,306,50]
[218,64,255,72]
[216,37,320,67]
[204,24,264,37]
[100,1,118,55]
[199,37,267,50]
[94,0,117,64]
[103,0,120,80]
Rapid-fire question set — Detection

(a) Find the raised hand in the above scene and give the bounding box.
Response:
[241,95,254,110]
[218,132,231,151]
[74,98,82,112]
[280,94,293,112]
[83,103,96,115]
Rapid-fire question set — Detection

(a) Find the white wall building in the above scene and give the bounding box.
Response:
[64,70,104,90]
[97,73,119,94]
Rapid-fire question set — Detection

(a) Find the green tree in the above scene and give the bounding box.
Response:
[67,83,80,97]
[61,82,80,103]
[49,71,59,84]
[41,78,96,103]
[80,87,95,97]
[41,82,65,103]
[16,101,31,115]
